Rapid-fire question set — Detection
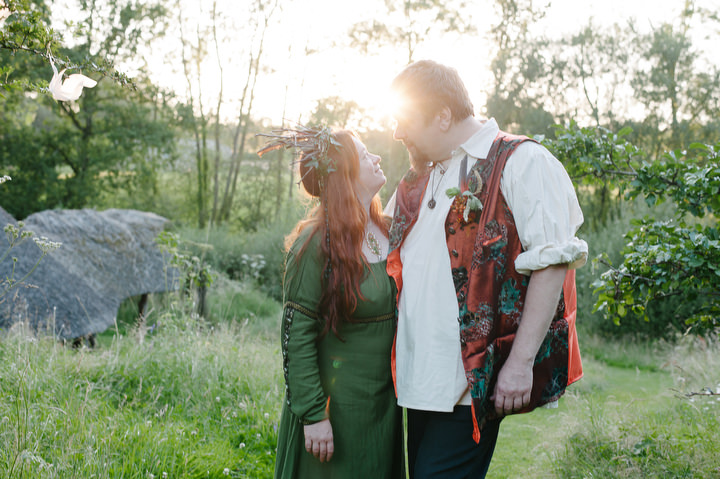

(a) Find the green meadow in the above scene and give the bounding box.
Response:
[1,274,719,478]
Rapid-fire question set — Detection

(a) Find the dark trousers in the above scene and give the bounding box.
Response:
[407,406,501,479]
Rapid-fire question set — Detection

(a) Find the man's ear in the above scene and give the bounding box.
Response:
[435,106,452,132]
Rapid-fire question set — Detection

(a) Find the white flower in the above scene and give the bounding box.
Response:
[48,59,97,102]
[0,7,10,27]
[223,468,230,476]
[33,236,62,253]
[0,175,10,184]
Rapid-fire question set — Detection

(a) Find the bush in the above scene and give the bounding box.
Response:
[576,196,705,340]
[177,206,305,302]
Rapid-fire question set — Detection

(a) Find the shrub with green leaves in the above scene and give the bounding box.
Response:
[544,123,720,335]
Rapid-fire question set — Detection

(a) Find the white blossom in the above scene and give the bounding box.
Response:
[48,59,97,102]
[33,236,62,253]
[0,7,10,27]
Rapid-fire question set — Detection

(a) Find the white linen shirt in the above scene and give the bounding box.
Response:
[385,118,588,412]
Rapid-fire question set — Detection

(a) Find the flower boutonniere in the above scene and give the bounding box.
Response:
[446,155,483,223]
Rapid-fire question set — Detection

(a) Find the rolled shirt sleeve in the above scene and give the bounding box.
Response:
[500,142,588,276]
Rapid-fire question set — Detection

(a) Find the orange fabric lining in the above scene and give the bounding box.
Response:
[563,269,583,384]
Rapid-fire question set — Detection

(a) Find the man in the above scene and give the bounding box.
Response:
[385,60,588,478]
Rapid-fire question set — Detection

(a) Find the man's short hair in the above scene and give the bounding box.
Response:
[391,60,474,124]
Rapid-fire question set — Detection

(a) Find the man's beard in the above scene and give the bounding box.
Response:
[408,146,432,175]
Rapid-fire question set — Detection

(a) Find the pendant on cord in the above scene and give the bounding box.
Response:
[427,198,436,209]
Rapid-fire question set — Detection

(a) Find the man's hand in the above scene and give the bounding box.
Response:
[491,357,533,416]
[491,264,568,416]
[304,418,334,462]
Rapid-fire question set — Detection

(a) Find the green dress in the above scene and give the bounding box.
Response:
[274,231,402,479]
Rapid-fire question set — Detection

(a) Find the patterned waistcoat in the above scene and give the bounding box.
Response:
[387,132,582,442]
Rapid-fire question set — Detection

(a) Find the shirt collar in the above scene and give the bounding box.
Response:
[454,118,499,160]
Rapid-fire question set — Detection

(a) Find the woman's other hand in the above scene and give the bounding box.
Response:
[304,418,334,462]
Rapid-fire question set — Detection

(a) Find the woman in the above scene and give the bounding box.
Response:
[260,126,401,478]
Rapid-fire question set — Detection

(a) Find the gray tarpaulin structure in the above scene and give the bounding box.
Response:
[0,207,178,340]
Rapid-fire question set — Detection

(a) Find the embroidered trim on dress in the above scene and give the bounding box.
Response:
[283,301,395,323]
[281,307,294,407]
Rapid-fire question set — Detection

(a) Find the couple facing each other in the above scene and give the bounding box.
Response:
[265,60,589,479]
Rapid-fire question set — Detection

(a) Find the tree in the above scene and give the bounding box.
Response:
[0,0,131,94]
[0,0,177,217]
[215,0,280,224]
[560,21,639,129]
[485,0,560,136]
[348,0,475,64]
[631,9,720,154]
[545,122,720,333]
[486,0,720,151]
[176,0,212,227]
[308,95,362,129]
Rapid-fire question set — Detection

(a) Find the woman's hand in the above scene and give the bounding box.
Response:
[304,418,334,462]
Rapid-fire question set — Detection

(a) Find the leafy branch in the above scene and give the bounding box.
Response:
[545,123,720,332]
[0,0,134,95]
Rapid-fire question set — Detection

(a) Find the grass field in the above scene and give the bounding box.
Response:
[489,357,673,477]
[490,336,720,478]
[1,281,719,478]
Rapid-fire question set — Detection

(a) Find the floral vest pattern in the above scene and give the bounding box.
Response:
[387,132,582,442]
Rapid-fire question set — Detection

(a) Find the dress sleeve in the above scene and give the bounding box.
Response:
[281,235,328,424]
[500,142,589,276]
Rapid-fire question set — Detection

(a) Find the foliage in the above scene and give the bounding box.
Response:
[155,230,214,317]
[486,0,560,137]
[572,199,676,339]
[486,1,720,153]
[545,122,720,333]
[0,0,132,94]
[307,95,363,130]
[348,0,476,64]
[0,0,177,217]
[177,208,303,302]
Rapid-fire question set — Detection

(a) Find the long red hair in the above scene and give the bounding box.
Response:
[285,130,389,338]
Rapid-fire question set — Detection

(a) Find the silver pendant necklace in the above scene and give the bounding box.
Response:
[427,162,447,209]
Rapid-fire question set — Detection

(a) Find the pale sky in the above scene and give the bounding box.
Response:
[53,0,719,129]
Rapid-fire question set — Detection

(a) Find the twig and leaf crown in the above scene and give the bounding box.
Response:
[257,124,343,182]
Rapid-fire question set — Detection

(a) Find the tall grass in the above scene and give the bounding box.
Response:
[552,335,720,478]
[0,290,283,478]
[2,222,718,478]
